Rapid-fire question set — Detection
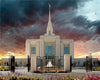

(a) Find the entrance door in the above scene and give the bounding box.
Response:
[45,45,55,59]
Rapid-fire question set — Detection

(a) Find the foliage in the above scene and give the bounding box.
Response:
[92,66,100,71]
[96,66,100,70]
[18,76,34,80]
[85,77,100,80]
[64,77,75,80]
[35,70,65,73]
[0,66,9,71]
[9,76,17,80]
[0,76,43,80]
[0,71,100,80]
[0,77,5,80]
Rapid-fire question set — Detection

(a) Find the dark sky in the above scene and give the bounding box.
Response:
[0,0,100,59]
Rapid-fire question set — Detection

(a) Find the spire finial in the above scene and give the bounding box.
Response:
[45,3,54,36]
[49,4,51,9]
[49,4,51,21]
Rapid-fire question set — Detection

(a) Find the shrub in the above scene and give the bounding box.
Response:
[0,66,10,71]
[34,78,43,80]
[92,66,100,71]
[18,77,43,80]
[9,76,17,80]
[18,76,29,80]
[64,77,75,80]
[96,66,100,71]
[0,77,5,80]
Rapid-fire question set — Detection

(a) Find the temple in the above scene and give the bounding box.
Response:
[26,4,74,72]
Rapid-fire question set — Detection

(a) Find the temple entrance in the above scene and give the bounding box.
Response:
[45,45,55,59]
[36,56,64,71]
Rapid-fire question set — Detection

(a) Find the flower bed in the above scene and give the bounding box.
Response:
[35,70,65,73]
[64,76,100,80]
[0,76,43,80]
[0,71,100,80]
[0,75,99,80]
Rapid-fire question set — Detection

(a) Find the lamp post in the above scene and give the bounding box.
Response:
[89,50,92,71]
[8,51,11,56]
[89,50,92,58]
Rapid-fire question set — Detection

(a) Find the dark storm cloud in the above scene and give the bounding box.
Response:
[71,16,91,27]
[0,0,100,40]
[71,16,100,35]
[51,12,100,41]
[0,0,78,28]
[91,21,100,34]
[0,24,45,52]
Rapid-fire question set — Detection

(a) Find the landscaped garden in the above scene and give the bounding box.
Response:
[0,75,100,80]
[0,71,100,80]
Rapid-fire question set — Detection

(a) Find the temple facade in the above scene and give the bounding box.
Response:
[26,4,74,72]
[26,5,74,58]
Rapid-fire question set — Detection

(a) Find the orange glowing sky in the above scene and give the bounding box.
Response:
[74,41,100,60]
[0,40,100,60]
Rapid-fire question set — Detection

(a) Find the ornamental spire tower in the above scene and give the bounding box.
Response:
[46,4,54,35]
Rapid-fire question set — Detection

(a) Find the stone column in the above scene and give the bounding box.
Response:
[26,40,31,58]
[40,40,42,57]
[36,42,40,56]
[41,40,44,56]
[70,40,74,59]
[64,54,70,72]
[40,39,44,57]
[30,54,36,72]
[61,42,64,56]
[56,39,60,56]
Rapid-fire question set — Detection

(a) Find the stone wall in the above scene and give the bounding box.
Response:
[64,54,70,72]
[30,54,36,72]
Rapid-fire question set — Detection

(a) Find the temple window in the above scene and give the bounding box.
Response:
[49,31,51,35]
[64,47,69,54]
[31,47,36,54]
[45,46,54,56]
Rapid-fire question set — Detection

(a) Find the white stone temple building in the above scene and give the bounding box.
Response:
[26,4,74,72]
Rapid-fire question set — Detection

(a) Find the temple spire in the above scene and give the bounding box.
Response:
[46,4,54,35]
[49,4,51,22]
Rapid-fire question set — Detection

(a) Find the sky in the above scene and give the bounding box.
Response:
[0,0,100,60]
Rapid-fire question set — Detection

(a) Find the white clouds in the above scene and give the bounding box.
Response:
[77,0,100,21]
